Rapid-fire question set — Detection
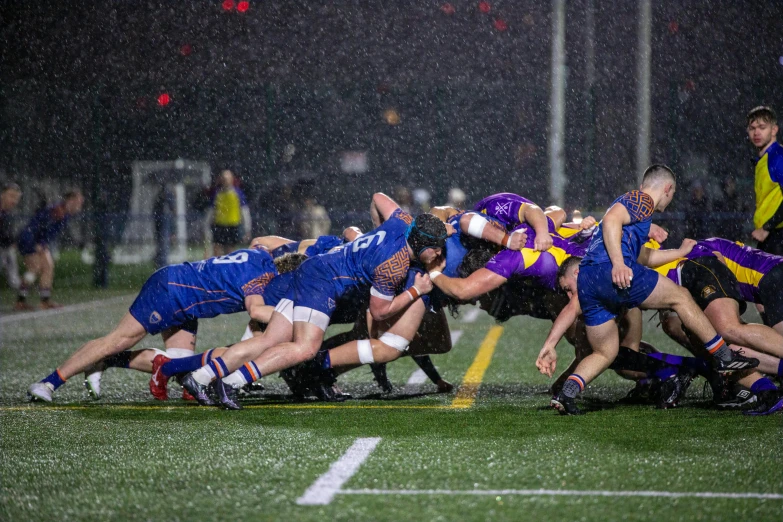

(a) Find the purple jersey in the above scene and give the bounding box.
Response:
[167,247,278,320]
[582,191,655,266]
[473,193,556,233]
[690,238,783,302]
[315,208,412,300]
[484,235,587,291]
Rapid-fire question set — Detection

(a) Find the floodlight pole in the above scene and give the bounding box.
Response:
[548,0,567,208]
[636,0,652,182]
[584,0,596,210]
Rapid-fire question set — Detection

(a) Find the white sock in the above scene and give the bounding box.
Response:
[191,365,216,385]
[166,347,195,359]
[240,325,253,342]
[223,370,249,389]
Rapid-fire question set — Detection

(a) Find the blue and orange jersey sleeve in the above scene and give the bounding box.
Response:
[371,249,410,298]
[618,191,654,224]
[390,208,414,225]
[241,273,275,297]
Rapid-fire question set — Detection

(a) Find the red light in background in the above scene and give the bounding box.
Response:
[668,21,679,34]
[478,1,491,14]
[237,1,249,12]
[222,0,235,11]
[441,3,455,15]
[157,93,171,106]
[180,44,192,56]
[494,18,507,31]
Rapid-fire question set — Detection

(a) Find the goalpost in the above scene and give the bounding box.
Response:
[114,159,211,264]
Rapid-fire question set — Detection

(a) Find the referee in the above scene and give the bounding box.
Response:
[748,106,783,255]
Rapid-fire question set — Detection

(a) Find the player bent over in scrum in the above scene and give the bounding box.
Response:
[535,165,758,415]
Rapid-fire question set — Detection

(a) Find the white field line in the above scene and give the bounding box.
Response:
[0,295,132,324]
[461,308,480,323]
[403,330,462,393]
[338,488,783,501]
[296,437,382,506]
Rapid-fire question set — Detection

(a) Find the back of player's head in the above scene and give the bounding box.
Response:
[640,164,676,189]
[557,255,582,281]
[458,248,496,277]
[746,106,777,126]
[406,214,448,256]
[63,189,83,200]
[2,182,21,194]
[274,252,307,274]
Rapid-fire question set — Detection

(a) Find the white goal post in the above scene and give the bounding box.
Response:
[113,160,211,264]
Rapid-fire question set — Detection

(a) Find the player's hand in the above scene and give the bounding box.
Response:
[536,345,558,377]
[507,230,526,250]
[534,233,553,252]
[679,238,697,256]
[425,255,446,273]
[413,272,434,294]
[752,228,770,243]
[612,263,633,289]
[580,216,597,229]
[444,223,457,236]
[648,223,668,244]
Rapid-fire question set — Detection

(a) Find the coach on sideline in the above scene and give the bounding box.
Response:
[748,106,783,255]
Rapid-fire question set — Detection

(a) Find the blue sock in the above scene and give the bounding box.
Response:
[646,353,710,377]
[208,357,230,378]
[42,369,66,390]
[161,349,214,377]
[321,351,332,369]
[104,351,132,369]
[778,360,783,378]
[750,378,777,394]
[238,361,261,384]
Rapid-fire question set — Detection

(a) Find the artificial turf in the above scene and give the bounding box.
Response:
[1,255,781,521]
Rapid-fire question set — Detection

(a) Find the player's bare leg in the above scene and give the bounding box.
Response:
[703,298,783,358]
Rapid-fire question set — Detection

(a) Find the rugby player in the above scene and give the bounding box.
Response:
[180,193,446,405]
[27,246,281,402]
[535,165,758,415]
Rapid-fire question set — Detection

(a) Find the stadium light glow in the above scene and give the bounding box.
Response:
[494,18,507,31]
[180,44,192,56]
[441,3,455,15]
[157,93,171,106]
[222,0,235,11]
[237,1,249,12]
[478,1,491,14]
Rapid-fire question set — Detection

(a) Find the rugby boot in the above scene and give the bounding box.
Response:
[315,383,350,403]
[713,383,757,410]
[743,389,783,416]
[149,354,171,401]
[551,392,584,416]
[370,363,393,393]
[620,379,658,405]
[215,379,242,410]
[180,373,215,406]
[173,375,195,400]
[656,371,695,409]
[713,350,759,374]
[27,382,54,402]
[83,361,106,400]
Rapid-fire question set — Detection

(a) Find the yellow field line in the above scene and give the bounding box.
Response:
[450,325,503,409]
[0,403,450,412]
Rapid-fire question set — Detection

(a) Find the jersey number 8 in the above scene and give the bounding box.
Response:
[213,252,249,264]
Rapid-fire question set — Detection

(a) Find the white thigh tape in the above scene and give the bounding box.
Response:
[379,332,410,352]
[357,339,374,364]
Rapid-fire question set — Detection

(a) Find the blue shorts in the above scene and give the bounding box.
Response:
[577,261,659,327]
[273,257,341,331]
[128,268,199,336]
[17,235,40,256]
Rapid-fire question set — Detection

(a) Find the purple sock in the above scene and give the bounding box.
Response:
[750,378,777,394]
[652,367,677,381]
[161,350,215,377]
[42,369,66,390]
[646,353,710,376]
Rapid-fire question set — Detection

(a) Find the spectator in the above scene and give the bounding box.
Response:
[447,187,467,209]
[0,183,23,293]
[685,180,711,240]
[16,189,84,310]
[297,194,331,239]
[393,185,413,215]
[412,188,431,215]
[205,170,252,257]
[153,183,175,269]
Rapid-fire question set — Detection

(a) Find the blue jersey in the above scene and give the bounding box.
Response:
[167,248,278,320]
[316,208,413,300]
[17,203,71,254]
[582,191,654,266]
[304,235,344,257]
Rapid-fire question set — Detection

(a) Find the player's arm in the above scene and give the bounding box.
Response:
[638,238,696,267]
[369,272,433,321]
[602,202,633,288]
[430,268,506,301]
[430,206,459,222]
[536,295,582,377]
[520,204,553,251]
[244,295,274,324]
[544,206,567,229]
[370,192,399,227]
[342,226,363,242]
[459,212,526,250]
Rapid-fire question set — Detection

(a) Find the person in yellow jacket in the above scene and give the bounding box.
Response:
[206,170,252,256]
[748,106,783,256]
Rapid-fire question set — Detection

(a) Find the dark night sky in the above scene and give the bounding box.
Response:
[1,0,782,224]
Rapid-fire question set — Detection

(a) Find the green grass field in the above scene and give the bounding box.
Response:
[1,253,781,521]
